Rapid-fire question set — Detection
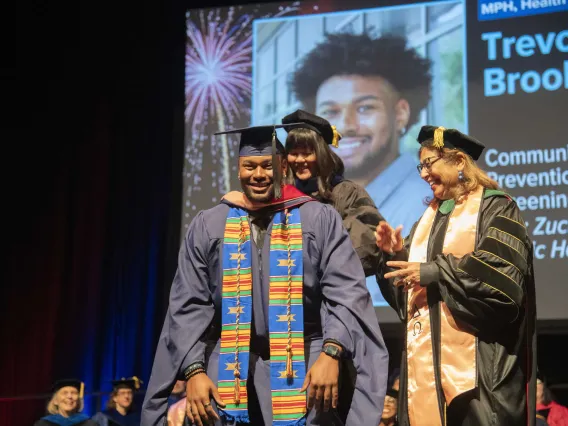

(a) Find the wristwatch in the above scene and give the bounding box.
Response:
[322,344,342,360]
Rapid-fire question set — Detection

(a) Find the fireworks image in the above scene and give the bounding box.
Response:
[185,9,253,129]
[182,4,299,231]
[185,7,253,196]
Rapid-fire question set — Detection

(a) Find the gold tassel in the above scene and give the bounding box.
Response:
[234,370,241,405]
[79,382,84,399]
[331,125,341,148]
[433,126,446,149]
[286,345,293,378]
[272,128,282,199]
[132,376,141,390]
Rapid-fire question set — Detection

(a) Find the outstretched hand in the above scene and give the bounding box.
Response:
[384,261,421,291]
[375,221,404,254]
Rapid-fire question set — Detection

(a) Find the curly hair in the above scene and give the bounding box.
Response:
[290,32,432,130]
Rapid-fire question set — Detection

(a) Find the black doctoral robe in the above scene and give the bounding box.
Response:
[298,178,385,276]
[377,189,537,426]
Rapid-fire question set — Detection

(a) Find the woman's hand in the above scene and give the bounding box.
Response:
[384,261,421,291]
[375,221,404,254]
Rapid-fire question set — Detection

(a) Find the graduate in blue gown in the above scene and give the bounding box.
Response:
[34,379,97,426]
[142,124,389,425]
[92,377,141,426]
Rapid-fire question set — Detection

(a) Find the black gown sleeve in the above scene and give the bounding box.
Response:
[423,196,532,333]
[332,181,386,277]
[375,222,419,322]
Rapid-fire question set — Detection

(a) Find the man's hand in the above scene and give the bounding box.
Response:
[375,221,404,254]
[185,373,225,426]
[300,348,340,412]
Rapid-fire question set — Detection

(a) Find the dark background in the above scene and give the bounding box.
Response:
[4,0,567,425]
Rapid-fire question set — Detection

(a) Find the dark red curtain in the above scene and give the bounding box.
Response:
[3,0,184,424]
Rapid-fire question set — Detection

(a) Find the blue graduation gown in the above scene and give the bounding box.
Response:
[142,201,389,425]
[91,409,141,426]
[35,414,97,426]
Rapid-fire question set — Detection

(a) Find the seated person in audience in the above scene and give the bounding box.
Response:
[388,368,400,391]
[92,377,141,426]
[537,372,568,426]
[380,387,399,426]
[34,379,97,426]
[536,414,549,426]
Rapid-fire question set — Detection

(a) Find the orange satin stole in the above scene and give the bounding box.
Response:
[406,187,482,425]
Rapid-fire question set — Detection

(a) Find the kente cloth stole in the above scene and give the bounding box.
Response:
[406,187,483,425]
[218,207,307,425]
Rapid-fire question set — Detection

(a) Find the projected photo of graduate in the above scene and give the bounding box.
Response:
[251,2,467,303]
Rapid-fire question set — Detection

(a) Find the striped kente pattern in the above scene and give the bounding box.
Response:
[218,207,306,425]
[268,208,307,425]
[218,209,252,423]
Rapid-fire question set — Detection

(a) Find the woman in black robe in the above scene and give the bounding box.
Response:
[282,109,385,276]
[374,126,537,426]
[34,379,98,426]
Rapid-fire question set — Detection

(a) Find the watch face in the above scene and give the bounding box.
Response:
[324,345,340,358]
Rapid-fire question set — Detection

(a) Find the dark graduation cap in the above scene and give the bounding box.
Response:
[386,388,399,399]
[52,379,84,398]
[111,376,142,391]
[417,125,485,160]
[215,124,302,199]
[281,109,342,147]
[214,125,290,157]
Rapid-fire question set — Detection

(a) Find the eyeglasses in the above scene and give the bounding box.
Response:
[417,156,442,173]
[384,396,397,405]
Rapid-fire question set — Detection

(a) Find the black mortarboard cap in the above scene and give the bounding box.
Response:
[281,109,342,147]
[417,125,485,160]
[215,124,302,199]
[53,379,84,398]
[214,125,290,157]
[386,388,399,399]
[111,376,142,391]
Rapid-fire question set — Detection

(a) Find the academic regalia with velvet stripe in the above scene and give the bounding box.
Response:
[35,414,98,426]
[142,195,389,425]
[91,377,142,426]
[35,381,97,426]
[91,409,141,426]
[377,188,537,426]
